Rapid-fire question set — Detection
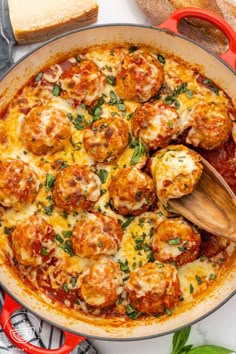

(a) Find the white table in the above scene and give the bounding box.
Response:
[13,1,236,353]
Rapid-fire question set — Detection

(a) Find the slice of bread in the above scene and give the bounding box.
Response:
[8,0,98,44]
[136,0,236,55]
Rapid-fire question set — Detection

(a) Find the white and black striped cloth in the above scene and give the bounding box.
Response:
[0,287,98,354]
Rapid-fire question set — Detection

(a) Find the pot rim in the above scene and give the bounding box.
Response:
[3,23,235,83]
[1,283,235,341]
[0,23,235,342]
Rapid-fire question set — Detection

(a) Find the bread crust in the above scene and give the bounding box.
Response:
[136,0,236,54]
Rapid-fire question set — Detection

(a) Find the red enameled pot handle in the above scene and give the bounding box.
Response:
[158,7,236,70]
[1,292,85,354]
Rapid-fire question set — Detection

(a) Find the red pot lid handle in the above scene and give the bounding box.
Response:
[1,292,85,354]
[157,7,236,70]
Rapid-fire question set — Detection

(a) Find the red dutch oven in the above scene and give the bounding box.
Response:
[0,7,236,354]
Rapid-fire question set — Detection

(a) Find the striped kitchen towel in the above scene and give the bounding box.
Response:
[0,287,98,354]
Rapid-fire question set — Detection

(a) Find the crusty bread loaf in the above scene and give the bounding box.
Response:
[8,0,98,45]
[136,0,236,54]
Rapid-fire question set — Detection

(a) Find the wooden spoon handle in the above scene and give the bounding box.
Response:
[169,158,236,242]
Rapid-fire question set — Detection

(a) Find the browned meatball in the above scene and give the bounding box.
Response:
[151,145,203,201]
[60,60,106,105]
[0,159,39,210]
[83,117,129,163]
[200,231,229,258]
[185,102,233,150]
[116,50,164,102]
[11,214,55,267]
[131,102,179,150]
[152,218,201,266]
[78,258,123,308]
[52,164,101,211]
[20,101,71,155]
[71,212,123,258]
[108,167,156,216]
[125,262,181,315]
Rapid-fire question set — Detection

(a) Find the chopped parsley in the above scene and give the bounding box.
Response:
[97,169,109,184]
[41,247,49,256]
[118,259,130,273]
[45,174,55,192]
[126,304,140,319]
[157,54,166,64]
[68,113,88,130]
[35,72,43,82]
[168,237,181,245]
[52,84,61,96]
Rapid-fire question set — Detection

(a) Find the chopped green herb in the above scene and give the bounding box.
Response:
[117,103,126,112]
[128,46,138,53]
[4,227,12,235]
[62,230,72,238]
[190,283,194,294]
[71,277,77,287]
[62,283,69,293]
[130,138,146,166]
[109,90,118,104]
[98,241,103,247]
[209,273,217,280]
[69,114,88,130]
[43,204,54,216]
[35,72,43,82]
[76,55,82,62]
[121,216,135,230]
[118,259,130,273]
[127,112,134,121]
[52,84,61,96]
[168,119,174,128]
[126,304,140,319]
[45,174,55,192]
[56,234,64,243]
[185,89,193,98]
[97,169,109,184]
[41,247,49,256]
[106,75,116,86]
[199,255,206,262]
[168,237,181,245]
[157,54,166,64]
[195,275,202,285]
[165,308,172,316]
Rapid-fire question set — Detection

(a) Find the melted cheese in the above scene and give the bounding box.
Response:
[0,43,235,320]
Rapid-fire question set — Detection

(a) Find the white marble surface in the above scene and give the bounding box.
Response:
[12,1,236,353]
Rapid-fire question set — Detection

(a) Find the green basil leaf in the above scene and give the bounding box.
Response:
[181,344,193,354]
[172,327,191,354]
[188,345,234,354]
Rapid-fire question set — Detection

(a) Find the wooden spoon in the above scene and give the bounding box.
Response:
[168,157,236,242]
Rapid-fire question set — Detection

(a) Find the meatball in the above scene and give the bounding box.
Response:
[108,167,156,216]
[152,218,201,266]
[151,144,203,201]
[0,159,39,210]
[200,230,229,258]
[11,214,55,267]
[52,164,102,211]
[131,102,179,150]
[71,212,123,258]
[60,60,106,106]
[78,258,123,308]
[116,50,164,102]
[20,101,71,155]
[83,117,129,163]
[185,102,233,150]
[125,262,181,315]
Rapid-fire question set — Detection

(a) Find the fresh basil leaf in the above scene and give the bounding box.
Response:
[172,326,191,354]
[181,344,193,354]
[188,345,234,354]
